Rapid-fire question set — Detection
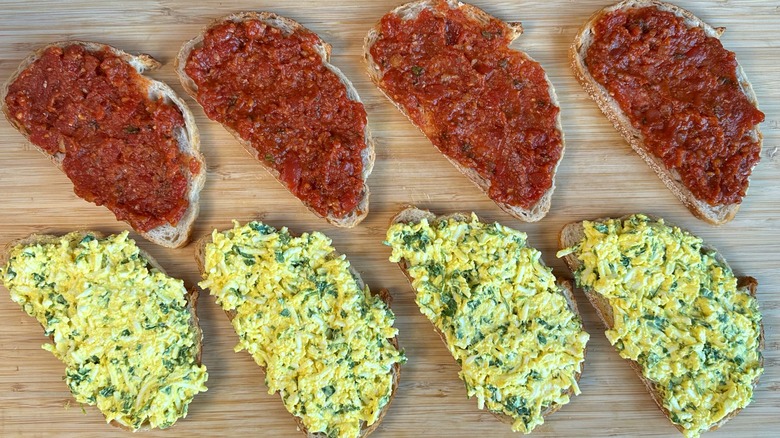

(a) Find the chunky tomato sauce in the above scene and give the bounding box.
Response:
[369,2,562,209]
[5,45,192,232]
[586,7,764,206]
[184,20,367,219]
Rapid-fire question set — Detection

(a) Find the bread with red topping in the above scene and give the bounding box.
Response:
[1,41,205,248]
[364,0,565,222]
[176,12,374,228]
[570,0,764,225]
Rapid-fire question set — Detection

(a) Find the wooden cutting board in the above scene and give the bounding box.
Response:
[0,1,777,436]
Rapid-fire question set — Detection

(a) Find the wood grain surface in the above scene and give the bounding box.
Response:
[0,1,778,437]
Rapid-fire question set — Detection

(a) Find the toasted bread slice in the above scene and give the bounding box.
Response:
[558,215,764,435]
[195,223,402,437]
[176,12,374,228]
[0,231,207,431]
[570,1,763,225]
[365,1,565,222]
[388,206,587,432]
[1,41,206,248]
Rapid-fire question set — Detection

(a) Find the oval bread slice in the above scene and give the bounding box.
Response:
[389,206,587,431]
[195,224,401,437]
[570,1,763,225]
[365,1,565,222]
[0,231,206,431]
[558,215,764,435]
[176,12,374,228]
[1,41,206,248]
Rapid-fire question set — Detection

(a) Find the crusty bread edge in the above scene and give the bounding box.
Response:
[569,0,763,225]
[0,231,205,432]
[557,215,764,434]
[175,12,373,228]
[389,206,587,428]
[364,0,564,222]
[0,41,206,248]
[194,224,401,438]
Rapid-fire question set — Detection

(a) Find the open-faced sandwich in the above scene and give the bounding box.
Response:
[558,214,763,437]
[386,207,588,433]
[197,221,405,437]
[0,231,208,430]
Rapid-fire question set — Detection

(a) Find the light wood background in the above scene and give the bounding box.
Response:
[0,1,777,437]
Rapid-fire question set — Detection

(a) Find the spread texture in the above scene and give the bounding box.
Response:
[387,215,588,433]
[1,232,208,430]
[369,1,562,210]
[585,8,764,206]
[199,221,404,438]
[558,214,763,437]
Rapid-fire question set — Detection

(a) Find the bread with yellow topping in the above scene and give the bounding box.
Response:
[0,230,208,431]
[195,221,403,437]
[387,206,588,433]
[558,214,764,437]
[1,41,206,248]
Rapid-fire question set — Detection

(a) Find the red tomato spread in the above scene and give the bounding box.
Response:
[586,7,764,206]
[184,19,367,219]
[369,2,562,209]
[5,45,193,232]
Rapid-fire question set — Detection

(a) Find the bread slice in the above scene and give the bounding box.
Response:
[0,41,206,248]
[570,1,763,225]
[389,206,587,430]
[558,215,764,435]
[195,225,401,437]
[365,1,565,222]
[176,12,374,228]
[0,231,206,431]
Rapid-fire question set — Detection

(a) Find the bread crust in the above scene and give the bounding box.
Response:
[175,12,374,228]
[570,1,763,225]
[558,215,764,434]
[0,41,206,248]
[194,225,400,438]
[364,1,564,222]
[1,231,205,432]
[389,206,586,428]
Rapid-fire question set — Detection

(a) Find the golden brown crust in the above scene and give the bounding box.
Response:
[2,231,204,432]
[389,206,586,426]
[175,12,373,228]
[0,41,206,248]
[569,1,763,225]
[558,215,764,434]
[195,224,400,437]
[364,1,563,222]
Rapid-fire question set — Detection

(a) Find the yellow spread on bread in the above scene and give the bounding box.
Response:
[557,214,763,437]
[0,232,208,430]
[199,221,405,438]
[386,215,588,433]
